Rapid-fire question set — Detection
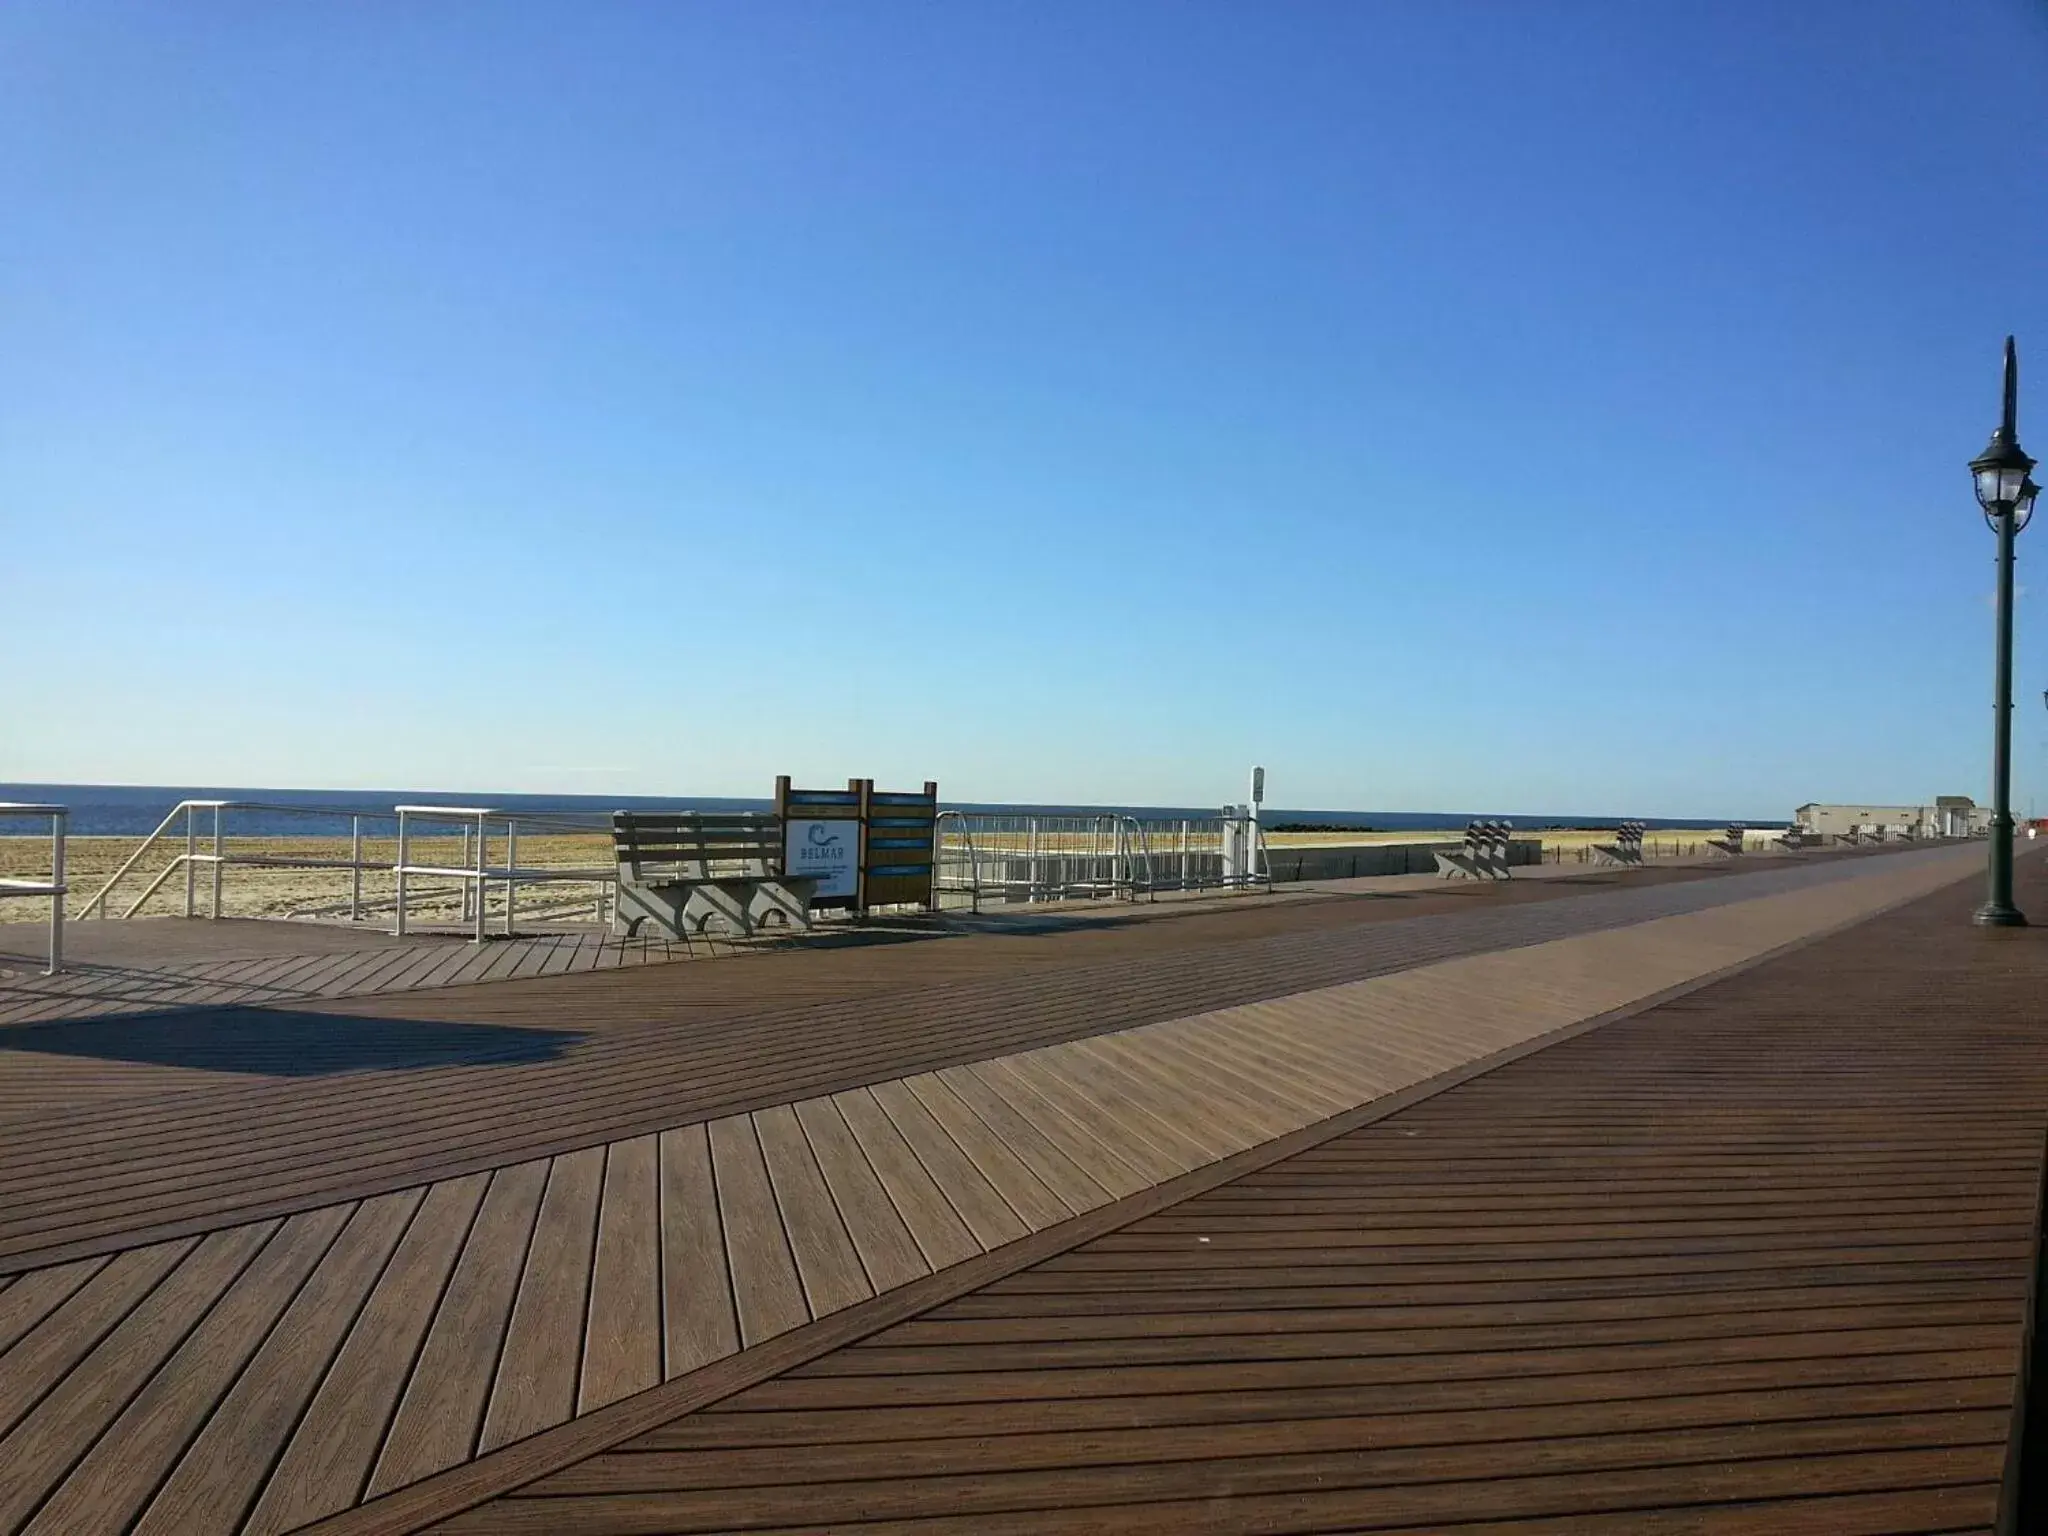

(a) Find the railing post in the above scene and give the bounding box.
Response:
[48,810,65,976]
[350,815,363,922]
[474,813,487,944]
[394,809,410,936]
[184,804,197,917]
[505,820,518,937]
[211,803,225,919]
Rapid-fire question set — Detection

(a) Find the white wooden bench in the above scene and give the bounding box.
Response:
[1705,822,1748,858]
[1476,820,1513,879]
[1436,820,1513,881]
[612,812,817,939]
[1433,823,1481,880]
[1592,821,1646,868]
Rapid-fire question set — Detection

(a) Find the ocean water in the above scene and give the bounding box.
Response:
[0,784,1757,839]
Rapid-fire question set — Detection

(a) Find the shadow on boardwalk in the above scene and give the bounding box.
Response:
[0,1004,586,1076]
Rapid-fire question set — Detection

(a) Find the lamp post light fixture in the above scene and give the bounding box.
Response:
[1969,336,2039,926]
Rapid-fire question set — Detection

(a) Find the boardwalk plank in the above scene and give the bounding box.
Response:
[470,1437,2002,1529]
[996,1051,1204,1182]
[482,1146,607,1451]
[132,1189,421,1535]
[708,1114,809,1346]
[833,1088,982,1270]
[791,1096,931,1294]
[1169,1018,1357,1117]
[22,1207,346,1536]
[368,943,466,997]
[245,1172,488,1536]
[0,1242,192,1442]
[868,1078,1032,1249]
[932,1064,1116,1215]
[634,1366,2015,1451]
[1095,1029,1314,1141]
[542,1403,2010,1493]
[580,1135,662,1414]
[369,1160,548,1493]
[0,1223,275,1535]
[0,1254,107,1356]
[475,938,534,986]
[903,1073,1075,1229]
[961,1058,1153,1198]
[754,1103,873,1317]
[657,1125,737,1379]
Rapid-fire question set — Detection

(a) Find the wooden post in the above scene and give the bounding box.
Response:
[925,781,940,911]
[853,778,873,916]
[773,775,791,875]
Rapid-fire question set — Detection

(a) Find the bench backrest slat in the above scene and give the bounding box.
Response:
[614,810,784,882]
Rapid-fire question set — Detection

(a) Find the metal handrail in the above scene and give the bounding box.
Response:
[80,799,406,921]
[79,800,212,918]
[936,811,1270,910]
[76,798,615,935]
[393,804,616,942]
[934,811,981,909]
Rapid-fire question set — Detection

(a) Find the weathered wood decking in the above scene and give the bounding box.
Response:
[0,923,705,1030]
[0,842,2030,1534]
[0,856,1928,1269]
[472,851,2046,1535]
[0,853,1860,1034]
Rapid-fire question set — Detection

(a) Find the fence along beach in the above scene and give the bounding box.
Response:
[0,781,1765,926]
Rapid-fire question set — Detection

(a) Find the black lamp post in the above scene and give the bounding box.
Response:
[1969,336,2039,926]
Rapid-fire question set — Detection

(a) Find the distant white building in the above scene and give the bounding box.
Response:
[1793,798,1985,839]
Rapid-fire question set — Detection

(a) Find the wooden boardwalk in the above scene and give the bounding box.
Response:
[0,854,1929,1269]
[450,846,2048,1534]
[0,923,698,1028]
[0,853,1863,1035]
[0,844,1999,1534]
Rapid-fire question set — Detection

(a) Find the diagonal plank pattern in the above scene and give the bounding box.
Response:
[0,846,1980,1534]
[510,862,2048,1535]
[0,929,690,1033]
[0,849,1953,1274]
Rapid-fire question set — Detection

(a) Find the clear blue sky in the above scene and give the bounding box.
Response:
[8,1,2048,817]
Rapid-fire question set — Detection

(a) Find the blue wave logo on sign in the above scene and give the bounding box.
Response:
[788,817,858,898]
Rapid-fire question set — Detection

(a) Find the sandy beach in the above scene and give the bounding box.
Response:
[0,833,614,924]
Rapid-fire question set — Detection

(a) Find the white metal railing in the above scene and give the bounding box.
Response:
[78,800,407,922]
[393,805,615,942]
[0,803,67,973]
[77,798,618,940]
[936,812,1269,911]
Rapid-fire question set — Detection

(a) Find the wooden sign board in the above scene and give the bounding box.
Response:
[773,777,864,909]
[860,780,939,911]
[773,776,938,914]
